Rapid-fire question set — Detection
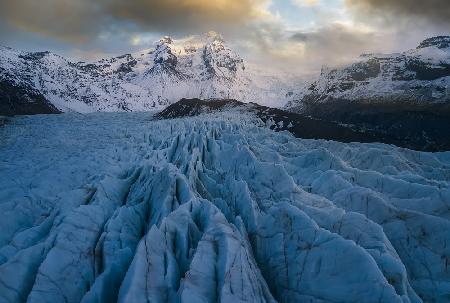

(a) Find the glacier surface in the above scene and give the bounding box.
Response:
[0,112,449,303]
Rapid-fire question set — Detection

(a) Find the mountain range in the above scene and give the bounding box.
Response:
[1,34,449,150]
[286,36,450,112]
[0,31,294,115]
[2,34,450,116]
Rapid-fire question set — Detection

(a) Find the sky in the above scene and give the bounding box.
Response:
[0,0,449,75]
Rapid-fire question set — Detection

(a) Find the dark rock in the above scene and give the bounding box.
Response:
[417,36,450,49]
[347,58,381,81]
[0,79,60,115]
[290,99,450,152]
[406,59,450,80]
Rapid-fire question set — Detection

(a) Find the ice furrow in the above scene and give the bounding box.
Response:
[0,113,449,302]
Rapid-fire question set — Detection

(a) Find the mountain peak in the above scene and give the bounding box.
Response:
[159,36,173,45]
[417,36,450,49]
[205,31,224,43]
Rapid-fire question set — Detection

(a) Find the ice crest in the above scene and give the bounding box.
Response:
[0,111,449,302]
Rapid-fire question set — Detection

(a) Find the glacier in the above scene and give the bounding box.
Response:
[0,111,450,303]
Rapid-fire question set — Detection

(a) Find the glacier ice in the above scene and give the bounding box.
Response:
[0,112,449,302]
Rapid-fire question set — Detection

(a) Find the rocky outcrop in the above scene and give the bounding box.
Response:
[0,78,60,115]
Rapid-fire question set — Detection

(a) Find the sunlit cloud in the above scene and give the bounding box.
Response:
[0,0,448,75]
[291,0,320,7]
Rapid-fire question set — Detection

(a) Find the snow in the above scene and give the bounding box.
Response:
[0,32,295,113]
[0,112,449,302]
[287,37,450,109]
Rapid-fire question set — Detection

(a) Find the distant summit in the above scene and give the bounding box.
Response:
[287,35,450,112]
[417,36,450,49]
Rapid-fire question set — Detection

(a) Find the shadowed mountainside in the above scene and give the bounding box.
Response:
[0,79,60,116]
[157,98,450,151]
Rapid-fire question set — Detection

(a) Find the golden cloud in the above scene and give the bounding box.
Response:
[0,0,271,43]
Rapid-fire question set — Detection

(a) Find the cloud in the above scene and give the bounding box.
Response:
[105,0,270,34]
[0,0,103,43]
[0,0,271,43]
[346,0,450,25]
[1,0,446,77]
[287,24,382,71]
[228,21,384,75]
[291,0,320,7]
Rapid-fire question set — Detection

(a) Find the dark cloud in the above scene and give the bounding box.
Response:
[1,0,447,76]
[104,0,267,34]
[289,24,383,71]
[290,33,309,43]
[346,0,450,25]
[0,0,103,43]
[0,0,268,44]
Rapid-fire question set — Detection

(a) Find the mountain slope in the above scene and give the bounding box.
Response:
[286,36,450,111]
[157,98,450,151]
[0,32,292,114]
[285,36,450,151]
[1,112,449,302]
[0,78,60,115]
[156,99,442,151]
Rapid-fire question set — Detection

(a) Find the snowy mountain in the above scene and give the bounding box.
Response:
[0,32,293,114]
[1,111,449,302]
[283,36,450,151]
[286,36,450,112]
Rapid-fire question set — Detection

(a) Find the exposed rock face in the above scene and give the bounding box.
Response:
[0,32,293,114]
[0,111,449,303]
[153,39,178,68]
[0,79,60,115]
[417,36,450,49]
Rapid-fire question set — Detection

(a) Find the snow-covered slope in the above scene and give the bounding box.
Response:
[0,32,292,114]
[286,36,450,112]
[283,37,450,152]
[1,112,449,302]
